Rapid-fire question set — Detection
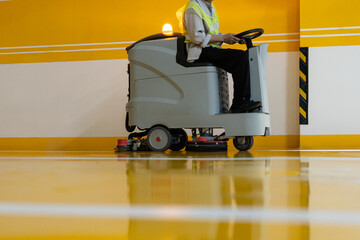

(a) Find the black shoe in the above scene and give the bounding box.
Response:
[229,101,261,113]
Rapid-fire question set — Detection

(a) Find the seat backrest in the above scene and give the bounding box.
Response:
[176,36,214,67]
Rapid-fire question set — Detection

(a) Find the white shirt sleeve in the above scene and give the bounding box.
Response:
[185,8,211,48]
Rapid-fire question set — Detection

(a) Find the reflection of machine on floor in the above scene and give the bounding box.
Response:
[116,28,270,152]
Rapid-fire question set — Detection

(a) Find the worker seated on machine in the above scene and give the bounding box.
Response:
[178,0,261,113]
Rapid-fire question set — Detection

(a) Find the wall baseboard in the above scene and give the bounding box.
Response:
[300,135,360,149]
[2,135,358,151]
[0,135,300,151]
[0,137,124,151]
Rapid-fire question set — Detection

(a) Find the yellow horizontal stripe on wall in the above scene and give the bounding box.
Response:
[300,27,360,47]
[301,27,360,35]
[0,38,300,64]
[300,0,360,47]
[0,0,299,64]
[3,135,360,151]
[0,137,124,151]
[300,0,360,30]
[0,37,300,64]
[300,135,360,149]
[225,39,299,53]
[300,34,360,48]
[0,49,129,64]
[0,136,300,151]
[4,135,360,151]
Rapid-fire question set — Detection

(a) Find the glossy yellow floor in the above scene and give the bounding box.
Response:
[1,150,360,240]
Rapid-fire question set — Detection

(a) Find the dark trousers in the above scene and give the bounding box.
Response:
[197,47,250,107]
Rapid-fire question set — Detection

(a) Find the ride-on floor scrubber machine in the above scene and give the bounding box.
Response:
[116,28,270,152]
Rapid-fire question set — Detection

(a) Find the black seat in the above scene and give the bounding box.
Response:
[176,36,214,67]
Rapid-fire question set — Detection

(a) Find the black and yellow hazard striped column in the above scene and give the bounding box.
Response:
[299,48,308,124]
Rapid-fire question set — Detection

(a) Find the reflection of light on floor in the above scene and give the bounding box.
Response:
[3,156,360,161]
[263,149,360,152]
[1,150,360,239]
[2,203,360,225]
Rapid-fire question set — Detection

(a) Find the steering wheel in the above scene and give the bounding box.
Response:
[235,28,264,49]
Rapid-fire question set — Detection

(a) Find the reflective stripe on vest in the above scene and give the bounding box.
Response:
[177,1,220,48]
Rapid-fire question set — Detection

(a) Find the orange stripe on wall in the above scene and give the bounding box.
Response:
[300,0,360,47]
[0,136,300,151]
[0,0,299,64]
[3,135,360,151]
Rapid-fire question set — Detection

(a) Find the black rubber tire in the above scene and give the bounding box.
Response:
[233,136,254,151]
[146,126,172,152]
[170,128,188,151]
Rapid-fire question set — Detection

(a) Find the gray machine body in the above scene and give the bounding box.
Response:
[126,37,270,137]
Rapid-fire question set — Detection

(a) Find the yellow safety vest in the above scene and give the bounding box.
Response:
[176,1,220,48]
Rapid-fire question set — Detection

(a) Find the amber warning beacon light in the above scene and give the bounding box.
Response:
[162,24,173,36]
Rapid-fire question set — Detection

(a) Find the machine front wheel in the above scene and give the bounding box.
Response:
[233,136,254,151]
[170,128,188,151]
[147,126,172,152]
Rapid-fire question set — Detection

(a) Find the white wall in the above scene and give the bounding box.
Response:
[301,45,360,135]
[0,52,299,138]
[267,52,299,135]
[0,60,128,137]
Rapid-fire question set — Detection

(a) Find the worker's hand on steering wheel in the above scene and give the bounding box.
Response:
[223,33,240,45]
